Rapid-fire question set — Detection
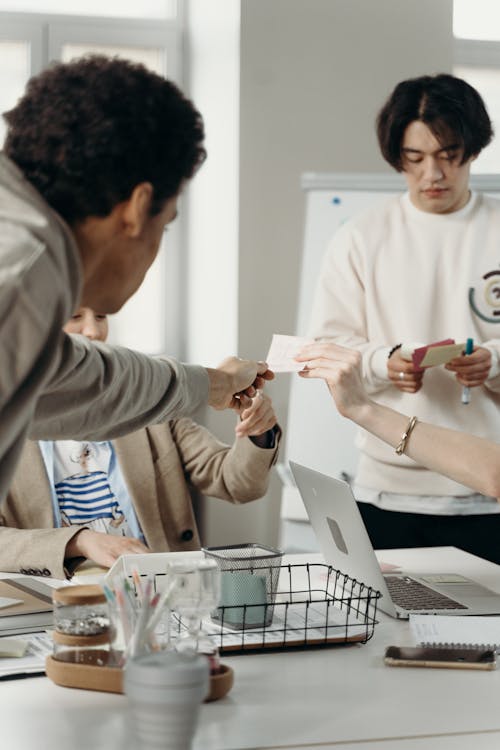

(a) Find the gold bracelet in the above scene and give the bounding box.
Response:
[395,416,418,456]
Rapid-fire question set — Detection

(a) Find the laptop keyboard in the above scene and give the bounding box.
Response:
[385,576,468,611]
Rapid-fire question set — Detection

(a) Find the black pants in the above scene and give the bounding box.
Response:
[357,501,500,566]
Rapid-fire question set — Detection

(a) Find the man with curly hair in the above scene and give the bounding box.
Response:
[0,55,272,506]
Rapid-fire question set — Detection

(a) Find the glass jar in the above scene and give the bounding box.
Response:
[52,629,111,666]
[53,584,110,637]
[52,584,112,666]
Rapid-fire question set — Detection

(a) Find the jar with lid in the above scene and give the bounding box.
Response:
[52,584,112,666]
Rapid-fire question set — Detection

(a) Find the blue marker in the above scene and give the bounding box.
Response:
[461,337,474,405]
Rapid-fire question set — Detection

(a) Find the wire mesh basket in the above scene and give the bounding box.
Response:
[172,561,381,654]
[104,553,381,656]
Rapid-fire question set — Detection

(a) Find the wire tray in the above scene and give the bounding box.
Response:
[170,562,381,655]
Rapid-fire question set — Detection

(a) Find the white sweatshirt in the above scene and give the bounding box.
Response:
[309,191,500,502]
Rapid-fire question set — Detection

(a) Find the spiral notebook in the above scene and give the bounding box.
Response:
[410,614,500,651]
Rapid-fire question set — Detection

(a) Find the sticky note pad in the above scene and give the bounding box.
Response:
[0,638,29,658]
[418,343,465,368]
[411,339,465,369]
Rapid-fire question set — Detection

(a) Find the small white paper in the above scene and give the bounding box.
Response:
[0,638,29,658]
[0,632,52,675]
[0,597,23,610]
[266,334,313,373]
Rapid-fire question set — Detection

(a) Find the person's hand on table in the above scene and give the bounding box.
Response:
[387,350,425,393]
[445,345,491,387]
[65,528,150,569]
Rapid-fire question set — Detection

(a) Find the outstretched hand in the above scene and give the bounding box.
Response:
[295,342,370,419]
[208,357,274,411]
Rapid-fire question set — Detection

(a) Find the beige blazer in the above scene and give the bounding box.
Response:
[0,418,279,579]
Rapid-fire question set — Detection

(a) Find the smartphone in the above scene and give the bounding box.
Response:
[384,645,496,670]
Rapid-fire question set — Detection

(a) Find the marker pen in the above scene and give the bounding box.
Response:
[461,337,474,405]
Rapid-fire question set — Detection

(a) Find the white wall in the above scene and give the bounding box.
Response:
[184,0,453,548]
[184,1,240,365]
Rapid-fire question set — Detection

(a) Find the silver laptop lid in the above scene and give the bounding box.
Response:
[290,461,500,618]
[289,461,397,615]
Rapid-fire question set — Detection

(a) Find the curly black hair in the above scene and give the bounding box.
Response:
[377,73,493,171]
[3,55,206,224]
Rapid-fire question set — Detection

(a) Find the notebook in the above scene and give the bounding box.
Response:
[289,461,500,619]
[0,578,54,636]
[410,614,500,651]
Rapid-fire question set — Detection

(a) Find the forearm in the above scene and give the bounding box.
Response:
[31,335,209,440]
[172,418,280,502]
[351,400,500,498]
[0,525,81,579]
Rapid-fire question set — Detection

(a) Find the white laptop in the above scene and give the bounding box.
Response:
[289,461,500,619]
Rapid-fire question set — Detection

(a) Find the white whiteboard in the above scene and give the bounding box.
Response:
[282,171,500,520]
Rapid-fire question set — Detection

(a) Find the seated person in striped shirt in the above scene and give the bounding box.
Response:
[0,308,280,579]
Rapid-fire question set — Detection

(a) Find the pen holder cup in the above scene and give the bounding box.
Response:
[202,543,283,629]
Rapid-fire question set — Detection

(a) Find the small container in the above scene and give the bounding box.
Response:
[53,584,110,637]
[203,543,283,629]
[124,651,210,750]
[52,584,111,666]
[52,629,111,666]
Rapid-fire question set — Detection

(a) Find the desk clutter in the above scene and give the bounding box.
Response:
[104,546,381,653]
[40,545,380,701]
[0,578,54,636]
[45,560,233,700]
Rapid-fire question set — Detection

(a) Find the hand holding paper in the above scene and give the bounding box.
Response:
[265,334,313,373]
[411,339,466,370]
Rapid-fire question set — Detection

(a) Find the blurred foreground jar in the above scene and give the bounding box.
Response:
[52,584,111,666]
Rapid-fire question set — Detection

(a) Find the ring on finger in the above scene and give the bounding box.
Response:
[398,371,405,380]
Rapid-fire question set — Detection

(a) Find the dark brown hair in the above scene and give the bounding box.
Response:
[377,73,493,170]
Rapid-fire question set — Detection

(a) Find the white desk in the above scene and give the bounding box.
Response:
[2,547,500,750]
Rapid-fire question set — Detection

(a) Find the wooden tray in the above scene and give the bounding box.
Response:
[45,655,233,702]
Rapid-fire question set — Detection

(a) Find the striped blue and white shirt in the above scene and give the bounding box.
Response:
[39,441,145,540]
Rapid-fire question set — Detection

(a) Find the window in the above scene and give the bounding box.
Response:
[0,1,177,19]
[0,5,183,356]
[454,0,500,173]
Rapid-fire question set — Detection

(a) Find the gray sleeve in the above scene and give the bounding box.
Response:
[29,334,209,441]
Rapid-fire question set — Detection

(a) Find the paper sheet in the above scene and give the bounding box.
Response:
[265,334,313,372]
[0,597,23,610]
[0,632,52,677]
[0,638,28,657]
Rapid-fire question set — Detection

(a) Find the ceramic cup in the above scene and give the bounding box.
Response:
[123,650,209,750]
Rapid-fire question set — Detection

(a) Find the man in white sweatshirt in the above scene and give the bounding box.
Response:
[309,73,500,563]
